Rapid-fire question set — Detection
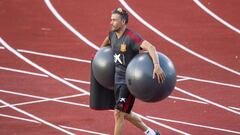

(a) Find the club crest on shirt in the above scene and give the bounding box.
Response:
[120,43,127,52]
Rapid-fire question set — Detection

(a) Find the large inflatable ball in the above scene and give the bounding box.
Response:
[92,46,114,90]
[126,52,176,102]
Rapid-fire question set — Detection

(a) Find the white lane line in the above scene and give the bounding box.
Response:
[147,116,240,134]
[0,46,5,49]
[0,113,108,135]
[0,49,240,88]
[0,90,237,135]
[177,78,191,82]
[17,49,91,64]
[0,65,207,105]
[119,0,240,76]
[0,87,207,110]
[64,78,90,85]
[44,0,99,50]
[4,85,237,113]
[0,88,199,135]
[7,48,240,89]
[11,49,240,89]
[9,49,240,88]
[1,65,238,108]
[134,112,190,135]
[2,63,239,89]
[177,75,240,89]
[0,66,49,78]
[1,91,205,109]
[0,113,40,124]
[229,106,240,111]
[0,37,89,95]
[0,65,225,106]
[0,88,206,111]
[0,66,90,85]
[0,89,189,135]
[168,96,207,104]
[175,87,240,115]
[0,99,75,135]
[60,125,109,135]
[0,97,88,109]
[193,0,240,34]
[0,89,88,109]
[5,49,240,88]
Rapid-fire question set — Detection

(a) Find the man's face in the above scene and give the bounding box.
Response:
[110,13,125,32]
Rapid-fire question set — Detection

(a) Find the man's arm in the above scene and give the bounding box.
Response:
[140,40,165,83]
[101,36,111,48]
[91,36,110,59]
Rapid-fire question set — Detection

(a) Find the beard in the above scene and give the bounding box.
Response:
[111,25,121,32]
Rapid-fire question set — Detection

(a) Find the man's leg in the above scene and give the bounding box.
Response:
[113,84,159,135]
[114,110,125,135]
[125,112,160,135]
[114,84,133,135]
[125,112,148,131]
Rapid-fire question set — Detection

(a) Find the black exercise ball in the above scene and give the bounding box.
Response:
[92,46,114,90]
[126,52,176,102]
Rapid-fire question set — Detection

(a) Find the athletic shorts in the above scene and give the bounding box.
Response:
[114,84,135,114]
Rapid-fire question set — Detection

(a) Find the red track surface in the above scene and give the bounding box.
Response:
[0,0,239,135]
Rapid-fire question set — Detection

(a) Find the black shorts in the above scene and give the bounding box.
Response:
[114,84,135,114]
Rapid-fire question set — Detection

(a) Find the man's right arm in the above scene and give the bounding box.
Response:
[101,36,110,48]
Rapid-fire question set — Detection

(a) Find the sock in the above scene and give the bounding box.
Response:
[144,128,156,135]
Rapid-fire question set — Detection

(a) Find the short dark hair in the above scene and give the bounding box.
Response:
[112,8,128,24]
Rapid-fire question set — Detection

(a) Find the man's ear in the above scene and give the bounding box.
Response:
[122,19,126,24]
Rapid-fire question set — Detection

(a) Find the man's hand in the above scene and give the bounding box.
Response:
[153,64,165,83]
[139,40,166,83]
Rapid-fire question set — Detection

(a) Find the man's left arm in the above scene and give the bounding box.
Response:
[140,40,165,83]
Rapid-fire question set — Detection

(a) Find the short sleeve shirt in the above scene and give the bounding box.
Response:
[109,28,144,84]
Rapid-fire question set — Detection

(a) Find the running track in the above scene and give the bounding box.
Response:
[0,0,239,135]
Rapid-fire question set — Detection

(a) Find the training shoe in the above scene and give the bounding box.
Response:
[155,131,161,135]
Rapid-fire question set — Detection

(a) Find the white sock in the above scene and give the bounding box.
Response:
[144,128,155,135]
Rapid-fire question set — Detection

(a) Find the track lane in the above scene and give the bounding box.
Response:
[177,81,240,113]
[0,0,95,60]
[133,97,240,134]
[193,0,239,34]
[0,116,64,135]
[200,0,240,30]
[0,99,75,135]
[0,49,44,73]
[19,52,91,82]
[44,0,239,134]
[124,0,240,74]
[48,0,240,84]
[0,0,239,134]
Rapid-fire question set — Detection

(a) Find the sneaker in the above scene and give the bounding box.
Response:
[155,131,161,135]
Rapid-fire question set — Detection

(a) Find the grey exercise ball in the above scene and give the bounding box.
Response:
[126,52,176,102]
[92,46,114,90]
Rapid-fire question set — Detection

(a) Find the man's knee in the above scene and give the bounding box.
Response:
[124,112,133,121]
[114,110,126,121]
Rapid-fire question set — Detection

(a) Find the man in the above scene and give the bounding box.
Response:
[101,8,165,135]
